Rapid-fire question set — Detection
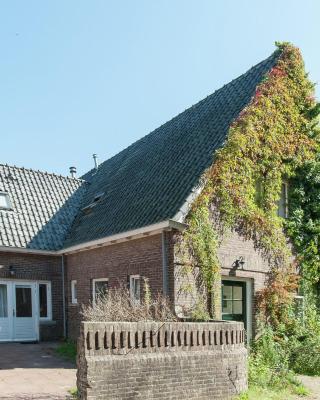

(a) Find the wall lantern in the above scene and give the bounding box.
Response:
[9,265,16,276]
[235,256,245,270]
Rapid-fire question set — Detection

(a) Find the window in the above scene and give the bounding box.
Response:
[71,280,77,304]
[39,282,52,320]
[0,192,12,210]
[278,182,288,218]
[130,275,140,304]
[222,281,246,324]
[92,278,108,303]
[15,286,32,317]
[0,284,8,318]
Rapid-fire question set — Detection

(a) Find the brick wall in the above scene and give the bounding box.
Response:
[218,230,270,334]
[65,234,164,340]
[77,321,247,400]
[172,229,271,334]
[64,227,276,341]
[0,251,64,340]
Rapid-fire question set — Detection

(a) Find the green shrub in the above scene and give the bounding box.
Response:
[249,326,292,389]
[288,303,320,376]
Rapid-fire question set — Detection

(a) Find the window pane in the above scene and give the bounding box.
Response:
[39,284,48,318]
[222,285,232,300]
[95,281,108,298]
[130,277,140,303]
[72,281,77,302]
[133,279,140,300]
[0,193,10,209]
[233,286,243,300]
[233,300,243,315]
[0,284,8,318]
[16,287,32,317]
[222,300,232,314]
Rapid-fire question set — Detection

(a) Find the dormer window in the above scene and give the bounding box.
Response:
[0,192,12,210]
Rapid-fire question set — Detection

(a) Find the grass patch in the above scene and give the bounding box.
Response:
[236,383,309,399]
[55,340,77,362]
[68,387,78,399]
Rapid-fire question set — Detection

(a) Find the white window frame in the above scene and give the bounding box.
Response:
[130,275,141,305]
[0,192,12,210]
[92,278,109,303]
[71,280,77,304]
[38,281,52,321]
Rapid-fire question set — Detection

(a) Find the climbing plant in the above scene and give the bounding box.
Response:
[181,42,320,321]
[286,148,320,296]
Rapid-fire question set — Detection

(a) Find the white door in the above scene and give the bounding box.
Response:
[0,281,12,341]
[13,283,37,341]
[0,281,38,342]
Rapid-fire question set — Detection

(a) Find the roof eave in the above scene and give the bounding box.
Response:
[60,219,187,255]
[0,246,60,256]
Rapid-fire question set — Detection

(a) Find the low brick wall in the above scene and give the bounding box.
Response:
[77,321,248,399]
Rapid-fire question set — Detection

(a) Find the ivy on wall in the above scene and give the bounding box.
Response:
[181,42,320,321]
[286,149,320,295]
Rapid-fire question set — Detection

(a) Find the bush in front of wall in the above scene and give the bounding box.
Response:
[81,282,177,322]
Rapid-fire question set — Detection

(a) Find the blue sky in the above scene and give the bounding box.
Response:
[1,0,319,176]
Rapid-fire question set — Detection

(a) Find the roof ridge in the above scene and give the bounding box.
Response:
[0,162,86,183]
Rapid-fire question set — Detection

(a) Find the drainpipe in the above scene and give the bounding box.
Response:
[161,231,169,296]
[61,255,66,338]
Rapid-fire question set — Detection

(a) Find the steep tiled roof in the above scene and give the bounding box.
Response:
[0,164,87,250]
[64,50,280,248]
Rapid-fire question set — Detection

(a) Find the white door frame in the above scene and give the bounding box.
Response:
[221,276,253,343]
[0,280,13,341]
[0,280,39,342]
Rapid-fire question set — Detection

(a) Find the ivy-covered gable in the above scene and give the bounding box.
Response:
[180,42,319,320]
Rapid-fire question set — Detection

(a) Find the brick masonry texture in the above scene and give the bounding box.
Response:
[172,229,271,335]
[65,228,272,340]
[65,234,164,340]
[0,251,64,340]
[77,321,248,400]
[218,230,270,334]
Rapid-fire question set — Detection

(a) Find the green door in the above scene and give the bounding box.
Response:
[221,280,246,328]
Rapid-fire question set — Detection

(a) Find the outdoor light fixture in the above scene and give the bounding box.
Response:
[235,256,245,269]
[9,265,16,276]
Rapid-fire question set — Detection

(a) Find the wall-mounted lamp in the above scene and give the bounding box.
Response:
[235,256,245,269]
[9,265,16,276]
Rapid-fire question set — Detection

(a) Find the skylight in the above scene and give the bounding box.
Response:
[0,192,12,210]
[81,192,105,214]
[93,192,104,203]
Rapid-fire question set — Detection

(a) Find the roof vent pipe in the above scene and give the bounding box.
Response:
[93,154,99,170]
[69,166,77,178]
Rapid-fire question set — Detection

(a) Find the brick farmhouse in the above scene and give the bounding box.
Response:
[0,49,286,342]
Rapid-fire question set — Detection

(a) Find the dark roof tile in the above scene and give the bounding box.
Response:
[64,50,280,248]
